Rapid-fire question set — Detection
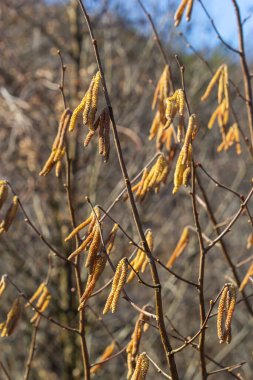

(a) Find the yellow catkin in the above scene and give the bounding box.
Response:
[173,149,184,194]
[85,225,101,271]
[83,79,94,126]
[68,229,96,261]
[201,65,224,102]
[246,233,253,250]
[186,0,193,21]
[90,341,115,374]
[224,285,236,343]
[1,298,21,337]
[239,262,253,291]
[103,258,128,314]
[174,0,189,27]
[88,71,101,130]
[152,66,170,110]
[182,114,196,164]
[131,352,149,380]
[40,109,71,176]
[177,89,185,116]
[127,310,150,380]
[135,168,149,200]
[30,289,51,324]
[0,181,8,210]
[98,113,105,155]
[177,115,184,142]
[69,93,87,132]
[128,230,153,282]
[0,275,7,297]
[0,196,19,233]
[65,214,93,242]
[88,206,100,234]
[55,160,62,178]
[218,70,224,105]
[166,227,189,268]
[182,166,191,186]
[208,105,220,129]
[149,112,160,140]
[25,283,46,308]
[217,284,236,344]
[217,286,228,343]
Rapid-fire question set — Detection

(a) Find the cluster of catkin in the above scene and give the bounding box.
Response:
[69,71,101,132]
[217,123,241,155]
[127,311,150,379]
[84,107,111,162]
[217,284,236,344]
[78,224,118,310]
[174,0,194,26]
[127,230,153,283]
[39,108,72,177]
[131,154,169,201]
[66,207,101,272]
[166,227,189,268]
[130,352,149,380]
[150,66,175,151]
[201,65,232,150]
[103,257,128,314]
[90,341,115,374]
[25,283,51,324]
[173,114,198,193]
[68,71,111,160]
[0,181,19,235]
[0,298,21,337]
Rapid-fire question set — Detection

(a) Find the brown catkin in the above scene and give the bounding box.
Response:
[79,255,107,309]
[84,130,95,147]
[0,181,8,210]
[0,195,19,233]
[85,225,101,271]
[103,110,110,162]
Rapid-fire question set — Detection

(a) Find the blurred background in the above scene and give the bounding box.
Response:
[0,0,253,379]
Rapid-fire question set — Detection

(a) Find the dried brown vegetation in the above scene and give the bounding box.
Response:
[0,1,253,380]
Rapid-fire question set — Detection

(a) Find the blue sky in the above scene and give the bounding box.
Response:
[54,0,253,54]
